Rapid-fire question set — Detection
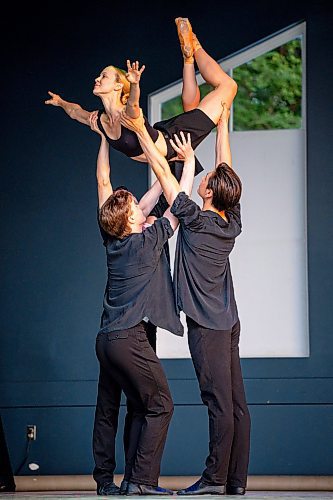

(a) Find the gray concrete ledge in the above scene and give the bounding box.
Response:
[13,475,333,492]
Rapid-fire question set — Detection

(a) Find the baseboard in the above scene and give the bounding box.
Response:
[13,475,333,492]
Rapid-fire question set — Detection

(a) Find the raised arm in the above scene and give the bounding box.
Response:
[139,133,195,218]
[89,112,113,207]
[215,103,232,168]
[120,111,182,205]
[120,110,195,230]
[45,91,94,126]
[139,180,163,217]
[125,60,145,119]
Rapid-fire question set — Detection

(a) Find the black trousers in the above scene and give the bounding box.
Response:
[93,322,173,487]
[187,317,251,488]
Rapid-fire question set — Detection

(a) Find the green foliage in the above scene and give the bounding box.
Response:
[160,38,302,130]
[161,83,213,121]
[161,95,183,120]
[233,38,302,130]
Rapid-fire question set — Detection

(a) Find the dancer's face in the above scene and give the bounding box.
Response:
[93,67,118,95]
[128,197,146,232]
[197,171,213,199]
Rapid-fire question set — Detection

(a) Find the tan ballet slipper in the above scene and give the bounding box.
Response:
[192,32,202,53]
[175,17,194,63]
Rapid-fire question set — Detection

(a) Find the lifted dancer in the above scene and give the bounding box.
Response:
[45,18,237,179]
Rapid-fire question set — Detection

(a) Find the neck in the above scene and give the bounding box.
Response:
[202,200,227,221]
[100,93,125,121]
[202,199,215,212]
[130,223,143,234]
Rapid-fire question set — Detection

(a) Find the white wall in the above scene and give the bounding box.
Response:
[157,128,309,358]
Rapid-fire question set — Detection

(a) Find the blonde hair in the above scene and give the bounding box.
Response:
[105,65,130,105]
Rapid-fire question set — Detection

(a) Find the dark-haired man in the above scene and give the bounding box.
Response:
[172,106,251,496]
[122,102,251,496]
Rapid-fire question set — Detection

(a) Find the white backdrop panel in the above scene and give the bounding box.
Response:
[156,128,309,359]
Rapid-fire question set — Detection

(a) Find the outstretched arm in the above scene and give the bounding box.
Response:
[45,91,94,126]
[139,180,163,217]
[90,112,113,207]
[215,103,232,168]
[120,111,194,205]
[139,133,196,221]
[120,110,195,230]
[125,60,145,119]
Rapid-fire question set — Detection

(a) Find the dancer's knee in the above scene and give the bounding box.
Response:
[216,77,238,100]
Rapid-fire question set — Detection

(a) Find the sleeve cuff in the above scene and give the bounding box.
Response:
[170,191,188,215]
[160,217,174,238]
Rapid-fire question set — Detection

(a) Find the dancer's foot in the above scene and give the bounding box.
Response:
[225,485,246,495]
[126,482,174,495]
[97,481,120,495]
[175,17,194,64]
[192,32,202,53]
[120,479,129,495]
[177,478,225,495]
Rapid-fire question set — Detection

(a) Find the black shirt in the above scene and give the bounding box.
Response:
[170,192,241,330]
[148,193,171,265]
[98,216,183,337]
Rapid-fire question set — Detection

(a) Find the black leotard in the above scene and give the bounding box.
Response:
[97,110,159,158]
[97,108,216,177]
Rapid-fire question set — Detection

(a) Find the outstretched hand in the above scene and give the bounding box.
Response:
[120,108,145,133]
[45,91,63,106]
[169,131,194,163]
[126,60,145,84]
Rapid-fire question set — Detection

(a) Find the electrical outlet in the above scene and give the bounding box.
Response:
[26,425,37,441]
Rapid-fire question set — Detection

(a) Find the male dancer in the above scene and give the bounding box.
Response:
[173,106,251,496]
[122,103,251,496]
[90,111,196,496]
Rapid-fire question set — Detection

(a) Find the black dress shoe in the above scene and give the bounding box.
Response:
[126,481,174,495]
[225,485,246,495]
[97,481,121,495]
[177,478,225,495]
[120,479,129,495]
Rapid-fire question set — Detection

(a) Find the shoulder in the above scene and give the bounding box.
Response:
[226,203,241,226]
[171,192,199,214]
[144,217,173,239]
[171,193,203,229]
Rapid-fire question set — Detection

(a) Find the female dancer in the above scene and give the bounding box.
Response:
[45,18,237,174]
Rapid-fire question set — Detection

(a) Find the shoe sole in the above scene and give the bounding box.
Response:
[175,17,193,58]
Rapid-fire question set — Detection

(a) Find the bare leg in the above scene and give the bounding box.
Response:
[182,62,200,112]
[194,36,237,123]
[175,17,200,111]
[175,18,237,124]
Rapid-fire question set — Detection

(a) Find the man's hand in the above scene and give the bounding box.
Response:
[215,102,232,168]
[89,111,104,136]
[45,91,63,106]
[217,102,230,129]
[169,131,194,163]
[120,108,145,133]
[125,60,145,84]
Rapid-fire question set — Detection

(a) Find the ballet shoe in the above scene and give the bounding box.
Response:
[192,32,202,53]
[175,17,194,63]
